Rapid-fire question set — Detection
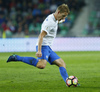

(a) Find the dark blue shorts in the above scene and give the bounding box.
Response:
[36,46,60,64]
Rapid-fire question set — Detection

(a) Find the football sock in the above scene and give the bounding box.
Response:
[16,55,38,67]
[59,67,69,83]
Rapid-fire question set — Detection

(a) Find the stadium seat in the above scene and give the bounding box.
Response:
[5,30,12,38]
[93,29,100,36]
[69,13,75,23]
[82,29,88,36]
[60,30,68,37]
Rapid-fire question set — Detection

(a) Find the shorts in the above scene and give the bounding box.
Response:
[36,46,60,65]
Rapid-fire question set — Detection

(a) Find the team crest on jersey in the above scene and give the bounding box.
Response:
[46,19,48,21]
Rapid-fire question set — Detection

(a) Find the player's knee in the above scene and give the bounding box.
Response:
[58,59,66,68]
[36,60,47,69]
[37,64,46,69]
[60,61,66,67]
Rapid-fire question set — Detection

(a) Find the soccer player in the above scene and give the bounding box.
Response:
[7,4,70,84]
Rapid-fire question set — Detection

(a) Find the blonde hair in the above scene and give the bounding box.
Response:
[57,4,70,14]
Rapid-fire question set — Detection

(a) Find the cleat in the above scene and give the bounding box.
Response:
[74,83,80,87]
[7,55,17,63]
[77,83,80,87]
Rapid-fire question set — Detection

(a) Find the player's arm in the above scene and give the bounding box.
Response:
[36,31,47,57]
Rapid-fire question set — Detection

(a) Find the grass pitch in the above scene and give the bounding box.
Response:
[0,51,100,92]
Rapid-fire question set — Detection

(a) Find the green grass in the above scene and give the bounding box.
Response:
[0,51,100,92]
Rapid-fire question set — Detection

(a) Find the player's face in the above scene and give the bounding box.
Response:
[57,12,68,21]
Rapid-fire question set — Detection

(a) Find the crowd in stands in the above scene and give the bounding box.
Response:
[83,0,100,37]
[0,0,85,38]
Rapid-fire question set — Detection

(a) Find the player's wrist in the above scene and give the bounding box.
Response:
[37,49,41,53]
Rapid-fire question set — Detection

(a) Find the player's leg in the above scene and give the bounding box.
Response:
[7,55,47,69]
[52,58,69,83]
[36,59,47,69]
[48,50,68,83]
[7,46,49,69]
[50,54,80,86]
[7,55,38,67]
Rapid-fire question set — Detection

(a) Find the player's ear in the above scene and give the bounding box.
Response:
[58,10,60,14]
[56,9,60,14]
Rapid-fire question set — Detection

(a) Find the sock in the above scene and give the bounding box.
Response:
[16,55,39,67]
[59,67,69,83]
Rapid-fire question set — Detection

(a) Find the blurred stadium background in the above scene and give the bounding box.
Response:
[0,0,100,52]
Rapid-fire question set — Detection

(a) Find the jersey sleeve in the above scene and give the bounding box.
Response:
[41,19,52,34]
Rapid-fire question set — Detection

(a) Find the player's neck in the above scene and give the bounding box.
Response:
[53,13,57,20]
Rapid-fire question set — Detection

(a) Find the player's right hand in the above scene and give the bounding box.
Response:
[36,51,42,57]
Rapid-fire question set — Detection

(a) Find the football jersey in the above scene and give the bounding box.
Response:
[36,14,58,47]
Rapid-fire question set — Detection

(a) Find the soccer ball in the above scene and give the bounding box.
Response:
[66,75,78,87]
